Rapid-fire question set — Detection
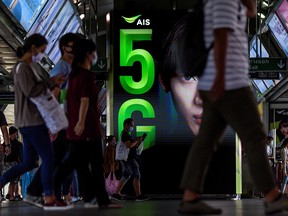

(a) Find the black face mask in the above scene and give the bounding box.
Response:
[64,45,73,54]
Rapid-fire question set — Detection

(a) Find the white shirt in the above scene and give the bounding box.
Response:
[198,0,250,91]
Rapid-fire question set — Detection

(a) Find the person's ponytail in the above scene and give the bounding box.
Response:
[16,46,25,58]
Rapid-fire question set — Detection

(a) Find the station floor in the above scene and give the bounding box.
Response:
[1,197,288,216]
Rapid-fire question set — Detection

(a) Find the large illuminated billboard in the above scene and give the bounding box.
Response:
[276,0,288,31]
[27,0,65,36]
[112,11,238,195]
[267,13,288,56]
[2,0,48,32]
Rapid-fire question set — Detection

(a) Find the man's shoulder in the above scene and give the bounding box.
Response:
[50,59,70,77]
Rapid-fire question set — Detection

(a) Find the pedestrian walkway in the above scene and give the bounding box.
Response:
[0,198,287,215]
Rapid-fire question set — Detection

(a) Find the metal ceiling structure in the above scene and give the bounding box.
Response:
[0,0,287,125]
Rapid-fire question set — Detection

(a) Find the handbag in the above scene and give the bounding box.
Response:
[105,171,119,195]
[15,63,68,134]
[115,140,130,161]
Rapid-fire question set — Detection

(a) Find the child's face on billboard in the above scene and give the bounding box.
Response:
[170,74,203,135]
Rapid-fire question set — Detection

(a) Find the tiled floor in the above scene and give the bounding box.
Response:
[0,198,287,216]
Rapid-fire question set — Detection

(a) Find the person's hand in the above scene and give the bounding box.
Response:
[50,132,58,141]
[4,145,11,156]
[137,137,143,144]
[51,86,61,98]
[211,75,225,101]
[74,120,85,136]
[52,74,66,86]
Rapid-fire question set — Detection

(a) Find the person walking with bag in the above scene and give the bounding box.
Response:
[53,38,122,209]
[111,118,149,202]
[0,34,69,210]
[26,33,80,205]
[103,135,120,195]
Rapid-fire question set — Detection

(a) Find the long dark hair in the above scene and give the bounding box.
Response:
[16,34,47,58]
[71,39,96,70]
[276,118,288,142]
[106,135,115,144]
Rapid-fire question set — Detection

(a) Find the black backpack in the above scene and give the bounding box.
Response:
[175,0,213,78]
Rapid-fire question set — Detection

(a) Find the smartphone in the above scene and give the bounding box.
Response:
[142,133,147,140]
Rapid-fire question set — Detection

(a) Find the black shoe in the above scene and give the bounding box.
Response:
[178,199,222,215]
[110,194,124,202]
[14,195,23,201]
[135,195,150,202]
[265,195,288,215]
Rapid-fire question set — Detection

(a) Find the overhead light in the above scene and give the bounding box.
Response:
[80,13,85,19]
[257,13,265,19]
[106,13,110,23]
[262,1,268,7]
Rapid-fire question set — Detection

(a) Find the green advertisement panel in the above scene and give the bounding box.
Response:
[111,10,239,195]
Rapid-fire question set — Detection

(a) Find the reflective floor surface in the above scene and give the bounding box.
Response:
[0,198,287,216]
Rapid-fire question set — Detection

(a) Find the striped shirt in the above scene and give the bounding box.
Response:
[198,0,250,91]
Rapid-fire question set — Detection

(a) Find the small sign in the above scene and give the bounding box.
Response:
[249,72,280,79]
[249,58,287,72]
[91,57,107,72]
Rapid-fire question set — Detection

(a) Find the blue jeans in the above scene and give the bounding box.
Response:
[0,124,54,196]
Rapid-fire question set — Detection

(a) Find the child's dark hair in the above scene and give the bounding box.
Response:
[123,118,133,127]
[16,34,47,58]
[152,13,190,91]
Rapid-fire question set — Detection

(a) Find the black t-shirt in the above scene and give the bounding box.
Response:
[121,131,137,160]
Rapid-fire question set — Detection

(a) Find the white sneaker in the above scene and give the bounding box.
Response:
[23,194,44,208]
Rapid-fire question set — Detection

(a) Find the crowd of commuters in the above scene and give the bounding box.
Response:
[0,0,288,215]
[25,33,80,206]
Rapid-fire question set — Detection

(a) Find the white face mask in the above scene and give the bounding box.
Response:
[92,52,98,66]
[32,52,44,62]
[129,127,134,132]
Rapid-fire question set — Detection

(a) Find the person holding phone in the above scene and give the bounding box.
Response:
[111,118,150,202]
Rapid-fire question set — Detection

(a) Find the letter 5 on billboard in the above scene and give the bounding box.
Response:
[113,12,156,150]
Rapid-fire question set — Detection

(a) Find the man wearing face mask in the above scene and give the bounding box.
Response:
[111,118,150,202]
[26,33,80,205]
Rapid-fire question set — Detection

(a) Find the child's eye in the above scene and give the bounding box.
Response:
[183,76,197,81]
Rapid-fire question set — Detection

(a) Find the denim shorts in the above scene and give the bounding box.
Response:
[120,159,141,181]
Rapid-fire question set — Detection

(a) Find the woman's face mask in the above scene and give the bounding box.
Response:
[91,51,98,66]
[32,52,44,62]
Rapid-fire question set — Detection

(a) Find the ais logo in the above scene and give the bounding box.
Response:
[122,15,150,26]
